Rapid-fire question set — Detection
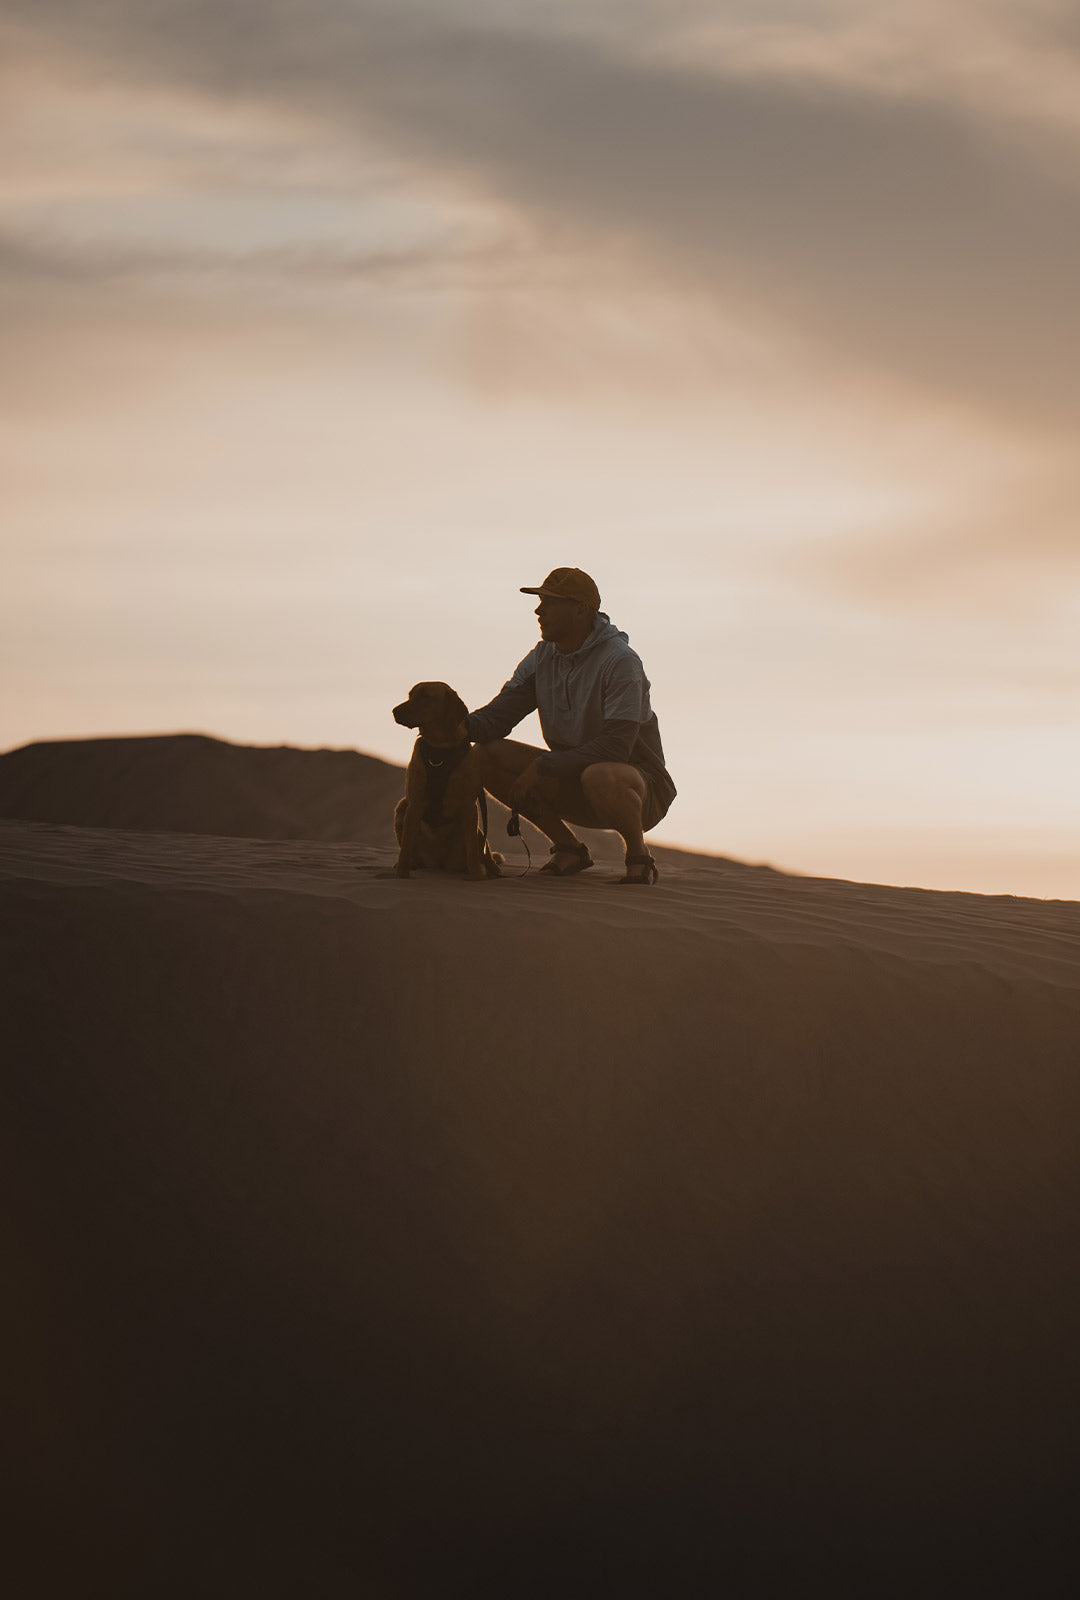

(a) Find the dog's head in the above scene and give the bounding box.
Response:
[393,681,469,734]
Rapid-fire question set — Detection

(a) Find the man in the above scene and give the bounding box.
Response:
[467,568,676,884]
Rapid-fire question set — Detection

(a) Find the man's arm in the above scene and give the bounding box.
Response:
[535,719,640,778]
[467,650,539,743]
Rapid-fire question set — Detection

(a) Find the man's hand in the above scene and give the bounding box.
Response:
[510,759,558,812]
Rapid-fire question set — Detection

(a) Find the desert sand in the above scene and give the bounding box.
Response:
[2,735,1078,1596]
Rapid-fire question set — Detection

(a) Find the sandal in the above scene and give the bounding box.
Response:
[618,853,659,885]
[538,842,595,877]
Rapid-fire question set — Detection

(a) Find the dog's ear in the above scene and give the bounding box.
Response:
[447,689,469,728]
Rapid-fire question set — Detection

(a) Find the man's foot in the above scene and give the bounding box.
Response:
[618,853,659,885]
[538,842,595,877]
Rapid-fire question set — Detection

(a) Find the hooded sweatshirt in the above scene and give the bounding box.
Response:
[467,613,676,810]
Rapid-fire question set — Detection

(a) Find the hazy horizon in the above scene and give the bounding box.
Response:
[4,1,1078,899]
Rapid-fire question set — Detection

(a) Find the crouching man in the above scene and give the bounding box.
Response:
[467,568,676,885]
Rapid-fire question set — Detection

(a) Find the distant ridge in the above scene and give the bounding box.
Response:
[0,733,407,844]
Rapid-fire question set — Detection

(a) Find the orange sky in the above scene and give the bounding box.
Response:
[3,1,1078,897]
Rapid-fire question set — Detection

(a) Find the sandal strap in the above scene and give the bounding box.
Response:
[618,852,659,885]
[538,842,594,876]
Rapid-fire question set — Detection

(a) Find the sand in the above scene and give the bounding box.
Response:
[2,736,1078,1595]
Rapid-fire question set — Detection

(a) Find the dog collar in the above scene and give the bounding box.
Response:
[419,736,470,772]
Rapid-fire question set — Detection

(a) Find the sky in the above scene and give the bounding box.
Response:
[3,0,1078,898]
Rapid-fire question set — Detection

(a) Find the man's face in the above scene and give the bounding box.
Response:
[535,594,584,642]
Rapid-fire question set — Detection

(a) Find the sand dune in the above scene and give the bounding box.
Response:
[0,733,409,844]
[2,739,1078,1595]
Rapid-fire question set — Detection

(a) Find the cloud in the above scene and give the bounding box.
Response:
[6,1,1080,427]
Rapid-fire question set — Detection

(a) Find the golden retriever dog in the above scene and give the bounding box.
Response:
[392,682,501,880]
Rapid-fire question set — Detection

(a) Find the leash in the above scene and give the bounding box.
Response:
[478,784,531,876]
[512,812,537,876]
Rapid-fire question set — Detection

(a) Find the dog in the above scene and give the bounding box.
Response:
[392,682,502,881]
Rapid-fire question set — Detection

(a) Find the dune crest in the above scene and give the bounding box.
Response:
[2,753,1078,1593]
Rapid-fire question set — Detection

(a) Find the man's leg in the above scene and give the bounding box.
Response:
[477,745,656,878]
[580,763,650,864]
[476,739,588,855]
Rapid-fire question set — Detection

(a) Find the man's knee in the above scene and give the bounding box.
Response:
[580,762,646,810]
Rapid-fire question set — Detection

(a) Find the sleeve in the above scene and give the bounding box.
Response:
[535,720,640,778]
[534,656,647,778]
[467,650,539,743]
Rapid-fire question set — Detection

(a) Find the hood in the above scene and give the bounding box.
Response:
[557,612,627,659]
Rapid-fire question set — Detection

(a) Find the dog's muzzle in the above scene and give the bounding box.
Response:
[393,702,417,726]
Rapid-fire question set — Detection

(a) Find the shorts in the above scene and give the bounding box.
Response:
[553,766,672,834]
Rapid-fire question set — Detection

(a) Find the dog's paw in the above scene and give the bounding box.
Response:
[394,863,412,880]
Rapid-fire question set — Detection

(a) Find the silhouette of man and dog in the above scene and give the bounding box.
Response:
[393,568,675,885]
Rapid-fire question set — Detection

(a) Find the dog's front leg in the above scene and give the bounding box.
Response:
[395,748,429,879]
[461,800,487,880]
[395,795,422,879]
[447,752,488,881]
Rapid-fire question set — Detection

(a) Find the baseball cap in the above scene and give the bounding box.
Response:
[519,567,601,610]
